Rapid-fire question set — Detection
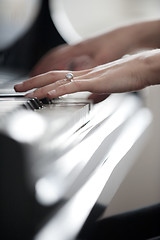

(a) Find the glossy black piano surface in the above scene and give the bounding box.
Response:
[0,90,152,240]
[0,1,152,240]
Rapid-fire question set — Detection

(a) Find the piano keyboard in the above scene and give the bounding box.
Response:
[0,91,152,240]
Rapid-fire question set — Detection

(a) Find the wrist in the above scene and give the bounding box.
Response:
[141,49,160,86]
[126,20,160,51]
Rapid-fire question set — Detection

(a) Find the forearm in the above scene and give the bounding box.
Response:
[142,48,160,86]
[125,20,160,51]
[97,20,160,52]
[77,19,160,65]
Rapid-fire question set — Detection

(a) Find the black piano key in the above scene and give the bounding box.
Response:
[40,98,52,104]
[33,98,43,109]
[0,94,25,97]
[0,95,44,110]
[29,98,43,109]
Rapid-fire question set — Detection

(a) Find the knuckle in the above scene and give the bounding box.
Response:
[73,42,83,51]
[88,79,97,92]
[48,71,55,77]
[36,87,46,96]
[73,80,82,90]
[59,84,67,92]
[54,80,65,88]
[59,79,66,85]
[23,80,30,89]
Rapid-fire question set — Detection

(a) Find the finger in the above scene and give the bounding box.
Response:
[30,42,95,76]
[14,71,69,92]
[15,68,92,93]
[30,55,70,77]
[25,79,71,99]
[30,44,70,76]
[68,55,94,71]
[47,80,90,99]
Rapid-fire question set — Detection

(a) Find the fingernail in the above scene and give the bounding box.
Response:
[14,82,23,91]
[47,90,56,98]
[25,92,34,98]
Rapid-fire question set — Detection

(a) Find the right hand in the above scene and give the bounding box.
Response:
[16,49,160,100]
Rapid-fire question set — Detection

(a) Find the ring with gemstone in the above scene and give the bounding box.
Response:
[65,73,74,81]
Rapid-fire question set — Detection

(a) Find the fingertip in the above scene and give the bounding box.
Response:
[14,85,18,92]
[47,90,57,99]
[14,82,24,92]
[25,92,34,98]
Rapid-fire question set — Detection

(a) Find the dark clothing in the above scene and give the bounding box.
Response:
[84,203,160,240]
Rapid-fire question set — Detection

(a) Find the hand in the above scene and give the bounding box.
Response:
[30,44,94,76]
[30,27,134,77]
[15,50,159,100]
[31,20,160,78]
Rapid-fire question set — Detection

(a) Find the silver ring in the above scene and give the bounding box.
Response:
[65,73,74,81]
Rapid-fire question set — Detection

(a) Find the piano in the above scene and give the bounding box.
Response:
[0,1,152,240]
